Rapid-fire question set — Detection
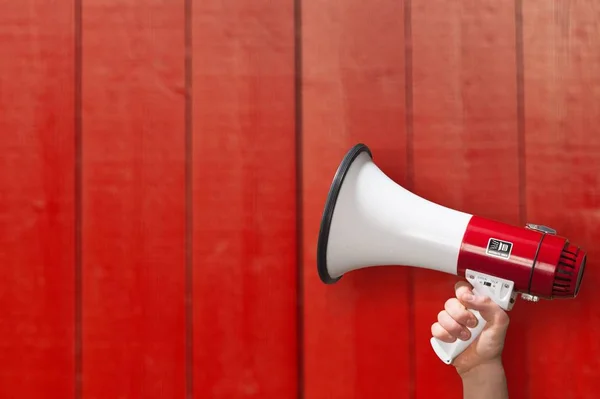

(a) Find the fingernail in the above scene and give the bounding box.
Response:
[460,330,470,340]
[463,293,474,301]
[467,318,477,328]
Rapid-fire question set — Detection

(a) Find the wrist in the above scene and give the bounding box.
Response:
[457,357,504,380]
[459,359,508,399]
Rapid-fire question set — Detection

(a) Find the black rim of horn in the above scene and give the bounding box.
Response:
[316,143,372,284]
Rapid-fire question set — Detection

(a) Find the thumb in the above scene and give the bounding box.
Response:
[459,291,509,326]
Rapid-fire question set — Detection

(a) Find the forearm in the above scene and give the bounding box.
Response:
[459,360,508,399]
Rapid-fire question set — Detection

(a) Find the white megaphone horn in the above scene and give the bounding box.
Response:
[316,143,587,365]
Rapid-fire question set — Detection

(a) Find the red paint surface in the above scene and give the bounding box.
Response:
[191,1,298,397]
[410,1,530,397]
[302,0,412,397]
[0,0,599,398]
[0,1,75,396]
[81,1,187,397]
[523,1,600,397]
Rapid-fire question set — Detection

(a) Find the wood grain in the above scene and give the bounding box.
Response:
[81,1,187,397]
[2,0,600,397]
[410,1,528,397]
[0,0,75,396]
[302,0,411,397]
[191,1,298,397]
[523,1,600,398]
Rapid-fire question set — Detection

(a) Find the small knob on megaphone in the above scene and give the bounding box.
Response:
[525,223,557,235]
[520,293,540,302]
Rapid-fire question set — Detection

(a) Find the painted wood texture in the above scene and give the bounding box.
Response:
[81,1,187,397]
[0,0,75,397]
[523,2,600,398]
[191,1,298,397]
[0,0,599,398]
[302,0,412,397]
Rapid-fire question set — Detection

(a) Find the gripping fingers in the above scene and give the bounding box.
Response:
[437,310,471,341]
[444,298,478,329]
[431,322,456,343]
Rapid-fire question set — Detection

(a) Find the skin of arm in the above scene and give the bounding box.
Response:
[431,281,510,399]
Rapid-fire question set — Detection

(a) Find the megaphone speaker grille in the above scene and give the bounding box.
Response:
[317,143,372,284]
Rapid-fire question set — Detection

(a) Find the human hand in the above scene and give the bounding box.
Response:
[430,280,510,376]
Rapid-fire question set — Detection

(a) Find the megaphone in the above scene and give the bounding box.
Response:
[317,143,587,365]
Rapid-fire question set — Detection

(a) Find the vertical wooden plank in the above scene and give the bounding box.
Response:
[191,1,297,397]
[411,1,529,398]
[523,2,600,398]
[0,1,75,396]
[302,0,411,397]
[81,1,186,397]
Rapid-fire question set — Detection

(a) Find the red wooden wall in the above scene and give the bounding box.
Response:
[0,1,598,398]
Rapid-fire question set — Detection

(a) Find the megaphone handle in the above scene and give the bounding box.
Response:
[429,287,487,365]
[430,270,516,364]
